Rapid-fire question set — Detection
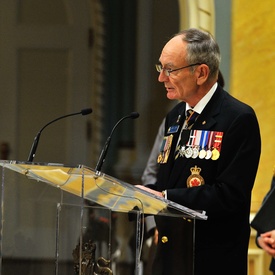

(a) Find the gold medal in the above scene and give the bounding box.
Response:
[187,166,205,187]
[211,148,220,160]
[211,132,223,160]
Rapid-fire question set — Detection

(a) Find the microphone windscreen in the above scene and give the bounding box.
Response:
[81,108,93,115]
[130,112,140,119]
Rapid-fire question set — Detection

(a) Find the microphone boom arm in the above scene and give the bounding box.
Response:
[27,108,92,162]
[95,112,139,172]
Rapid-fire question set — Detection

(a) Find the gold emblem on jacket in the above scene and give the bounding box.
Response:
[187,166,205,187]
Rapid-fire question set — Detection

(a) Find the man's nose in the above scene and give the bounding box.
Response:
[158,70,169,82]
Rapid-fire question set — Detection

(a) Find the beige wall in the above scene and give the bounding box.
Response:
[231,0,275,211]
[231,1,275,273]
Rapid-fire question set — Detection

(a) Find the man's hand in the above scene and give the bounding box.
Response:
[258,230,275,257]
[135,185,163,198]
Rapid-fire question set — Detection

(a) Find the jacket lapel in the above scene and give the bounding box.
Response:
[192,85,225,130]
[168,86,226,188]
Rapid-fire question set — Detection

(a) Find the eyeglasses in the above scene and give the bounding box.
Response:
[155,63,201,76]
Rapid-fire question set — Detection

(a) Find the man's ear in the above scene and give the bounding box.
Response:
[196,64,210,85]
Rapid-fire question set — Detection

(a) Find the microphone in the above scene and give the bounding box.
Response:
[95,112,139,172]
[27,108,93,162]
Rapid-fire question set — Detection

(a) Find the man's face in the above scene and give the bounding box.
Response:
[158,36,199,105]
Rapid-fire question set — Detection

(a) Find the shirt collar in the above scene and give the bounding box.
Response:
[186,82,218,114]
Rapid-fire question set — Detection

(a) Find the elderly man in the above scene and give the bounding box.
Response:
[137,28,261,275]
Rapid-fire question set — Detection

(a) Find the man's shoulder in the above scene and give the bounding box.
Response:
[215,87,256,116]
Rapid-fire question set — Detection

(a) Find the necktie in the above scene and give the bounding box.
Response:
[185,109,199,129]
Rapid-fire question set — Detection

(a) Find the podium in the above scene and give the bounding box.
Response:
[0,160,207,275]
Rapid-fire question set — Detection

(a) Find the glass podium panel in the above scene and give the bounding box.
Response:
[0,161,207,219]
[0,161,207,275]
[56,204,114,275]
[0,167,77,274]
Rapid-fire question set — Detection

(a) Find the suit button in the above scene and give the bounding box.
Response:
[161,236,168,243]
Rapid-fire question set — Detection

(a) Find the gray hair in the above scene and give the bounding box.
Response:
[174,28,221,80]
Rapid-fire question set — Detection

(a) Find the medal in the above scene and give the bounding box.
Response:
[211,132,223,161]
[199,149,206,159]
[184,130,195,158]
[199,130,208,159]
[158,135,173,163]
[205,149,212,159]
[158,137,166,163]
[175,125,191,159]
[187,166,205,187]
[185,147,193,158]
[179,146,186,157]
[192,147,199,159]
[211,148,220,160]
[176,129,191,159]
[192,130,201,159]
[163,135,173,163]
[205,131,214,160]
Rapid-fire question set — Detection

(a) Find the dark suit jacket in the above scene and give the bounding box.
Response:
[153,85,261,275]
